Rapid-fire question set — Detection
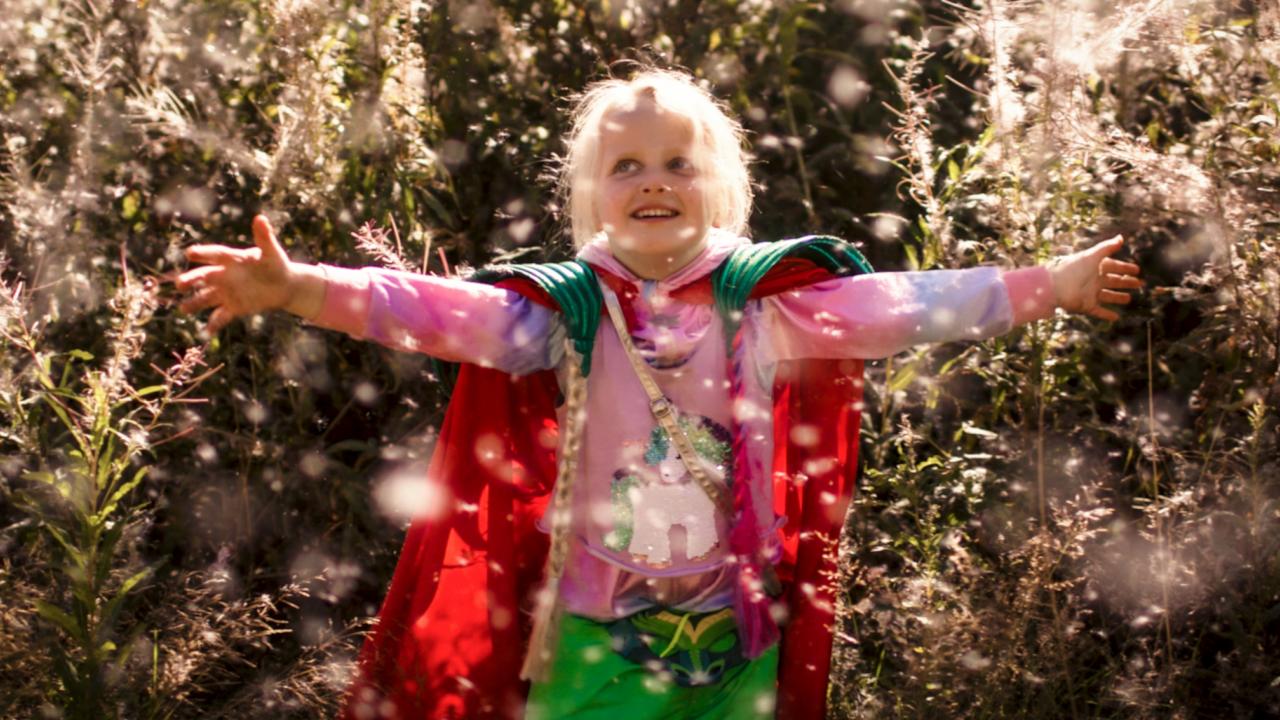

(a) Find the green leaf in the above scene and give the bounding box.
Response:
[101,565,157,634]
[99,466,147,522]
[60,350,94,389]
[117,565,153,598]
[95,521,126,587]
[35,600,84,642]
[114,623,151,667]
[923,241,938,270]
[794,16,820,32]
[130,385,166,398]
[903,243,919,271]
[90,383,110,453]
[121,190,141,220]
[104,466,146,515]
[71,583,95,618]
[53,653,81,698]
[947,158,960,182]
[22,469,56,485]
[916,215,931,238]
[44,524,88,572]
[418,190,456,229]
[35,357,57,390]
[937,349,970,376]
[1145,121,1161,146]
[95,433,118,493]
[977,124,996,149]
[41,394,78,436]
[887,361,918,394]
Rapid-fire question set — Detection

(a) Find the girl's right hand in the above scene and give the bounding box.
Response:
[177,214,318,334]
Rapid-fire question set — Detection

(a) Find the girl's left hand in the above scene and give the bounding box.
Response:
[1049,236,1144,321]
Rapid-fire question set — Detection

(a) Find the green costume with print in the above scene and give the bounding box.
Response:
[524,612,778,720]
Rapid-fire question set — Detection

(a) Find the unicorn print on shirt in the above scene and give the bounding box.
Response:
[603,414,733,566]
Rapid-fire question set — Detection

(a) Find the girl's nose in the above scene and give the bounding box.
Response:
[641,182,670,194]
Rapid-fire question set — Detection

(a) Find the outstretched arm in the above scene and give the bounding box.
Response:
[176,215,562,374]
[759,236,1143,362]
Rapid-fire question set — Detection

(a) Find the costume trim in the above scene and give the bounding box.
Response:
[473,260,602,376]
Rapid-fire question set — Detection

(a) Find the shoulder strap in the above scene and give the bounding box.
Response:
[601,289,734,515]
[711,235,874,346]
[472,260,603,376]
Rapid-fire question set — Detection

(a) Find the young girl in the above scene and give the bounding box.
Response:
[177,69,1142,719]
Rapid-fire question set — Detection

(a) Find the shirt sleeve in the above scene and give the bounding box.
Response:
[306,264,564,375]
[758,266,1056,362]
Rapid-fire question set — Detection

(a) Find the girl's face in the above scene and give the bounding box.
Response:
[593,97,709,280]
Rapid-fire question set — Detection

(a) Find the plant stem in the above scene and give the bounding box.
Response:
[1035,320,1081,720]
[1148,321,1175,669]
[781,83,816,228]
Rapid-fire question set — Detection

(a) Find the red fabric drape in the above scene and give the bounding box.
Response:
[340,365,557,719]
[771,359,863,719]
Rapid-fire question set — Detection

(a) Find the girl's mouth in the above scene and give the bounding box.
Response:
[631,207,680,220]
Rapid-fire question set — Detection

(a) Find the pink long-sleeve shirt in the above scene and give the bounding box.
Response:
[311,231,1056,619]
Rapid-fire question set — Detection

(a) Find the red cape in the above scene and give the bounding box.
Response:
[340,258,862,719]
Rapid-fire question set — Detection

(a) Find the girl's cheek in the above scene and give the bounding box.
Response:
[602,182,629,212]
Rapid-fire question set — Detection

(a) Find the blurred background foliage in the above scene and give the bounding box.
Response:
[0,0,1277,717]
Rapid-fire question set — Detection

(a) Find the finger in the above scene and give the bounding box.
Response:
[1098,289,1132,305]
[186,244,250,265]
[207,307,235,335]
[1102,273,1144,289]
[176,265,223,290]
[178,287,220,314]
[1087,305,1120,322]
[252,215,290,266]
[1100,257,1141,275]
[1089,235,1126,258]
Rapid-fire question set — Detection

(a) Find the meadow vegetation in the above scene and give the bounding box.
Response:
[0,0,1276,717]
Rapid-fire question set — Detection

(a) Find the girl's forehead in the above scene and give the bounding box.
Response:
[597,99,697,146]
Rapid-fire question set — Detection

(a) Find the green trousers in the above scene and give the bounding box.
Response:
[525,612,778,720]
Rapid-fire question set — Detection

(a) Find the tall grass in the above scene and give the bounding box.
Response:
[831,1,1280,717]
[1,0,1276,717]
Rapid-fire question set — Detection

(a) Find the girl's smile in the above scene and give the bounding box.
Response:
[593,97,709,280]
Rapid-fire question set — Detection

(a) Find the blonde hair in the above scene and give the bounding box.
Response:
[559,68,754,248]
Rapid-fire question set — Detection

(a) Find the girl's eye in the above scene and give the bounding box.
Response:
[611,159,640,174]
[668,157,694,172]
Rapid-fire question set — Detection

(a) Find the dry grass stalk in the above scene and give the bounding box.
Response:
[352,220,411,272]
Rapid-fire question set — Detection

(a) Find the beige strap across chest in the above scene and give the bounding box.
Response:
[602,288,734,517]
